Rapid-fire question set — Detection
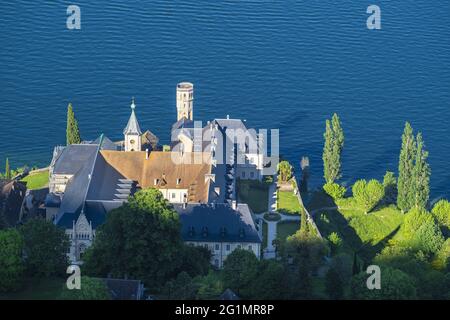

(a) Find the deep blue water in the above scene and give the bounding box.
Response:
[1,1,449,199]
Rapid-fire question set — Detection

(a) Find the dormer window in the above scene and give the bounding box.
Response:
[154,178,159,185]
[130,139,135,144]
[176,178,181,185]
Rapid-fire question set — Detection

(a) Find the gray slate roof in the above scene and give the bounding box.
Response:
[123,108,142,135]
[173,203,261,243]
[52,144,99,175]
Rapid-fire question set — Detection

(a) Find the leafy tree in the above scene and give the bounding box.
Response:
[328,232,342,255]
[19,219,69,277]
[250,260,285,299]
[350,267,416,299]
[277,161,293,182]
[162,272,197,300]
[195,271,224,300]
[352,179,384,213]
[0,228,24,292]
[284,225,328,299]
[382,171,397,203]
[432,238,450,271]
[83,189,185,290]
[394,208,444,255]
[66,103,82,145]
[323,182,346,200]
[432,199,450,235]
[60,276,110,300]
[325,268,344,299]
[222,249,259,298]
[177,245,211,278]
[330,253,353,285]
[5,158,11,180]
[412,133,430,209]
[322,114,344,184]
[397,122,416,212]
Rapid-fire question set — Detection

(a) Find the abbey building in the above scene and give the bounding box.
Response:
[45,83,271,268]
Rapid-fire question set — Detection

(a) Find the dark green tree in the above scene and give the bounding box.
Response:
[250,260,285,299]
[222,249,259,298]
[162,272,198,300]
[0,228,24,292]
[322,114,344,184]
[350,267,416,299]
[5,158,11,180]
[66,103,82,145]
[19,219,69,277]
[60,276,110,300]
[397,122,416,212]
[325,267,344,299]
[83,189,185,290]
[195,270,224,300]
[412,133,430,209]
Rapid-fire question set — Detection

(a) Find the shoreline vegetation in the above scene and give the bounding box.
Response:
[1,106,450,300]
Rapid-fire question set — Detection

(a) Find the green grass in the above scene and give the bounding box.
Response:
[236,179,269,213]
[21,170,49,190]
[277,191,302,215]
[0,277,65,300]
[276,221,300,243]
[311,189,405,261]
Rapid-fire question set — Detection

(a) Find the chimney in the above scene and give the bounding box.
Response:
[145,148,149,160]
[232,200,237,210]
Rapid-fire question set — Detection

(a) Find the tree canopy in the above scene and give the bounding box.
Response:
[60,276,110,300]
[0,228,24,292]
[323,113,344,184]
[66,103,82,145]
[19,218,69,277]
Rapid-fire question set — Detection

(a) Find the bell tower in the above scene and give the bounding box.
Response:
[176,82,194,121]
[123,98,142,152]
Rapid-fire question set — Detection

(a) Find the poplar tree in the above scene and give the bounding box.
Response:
[323,113,344,184]
[413,133,430,209]
[397,122,416,212]
[66,103,82,145]
[5,158,10,180]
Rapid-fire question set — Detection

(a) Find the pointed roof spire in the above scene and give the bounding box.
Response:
[123,97,142,135]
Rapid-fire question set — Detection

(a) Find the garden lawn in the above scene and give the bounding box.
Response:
[236,179,269,213]
[311,190,404,261]
[277,191,302,215]
[21,170,49,190]
[276,221,300,243]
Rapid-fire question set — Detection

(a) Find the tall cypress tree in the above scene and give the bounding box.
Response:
[331,113,344,181]
[323,113,344,184]
[323,119,334,183]
[397,122,416,212]
[66,103,82,145]
[413,133,430,209]
[5,158,11,180]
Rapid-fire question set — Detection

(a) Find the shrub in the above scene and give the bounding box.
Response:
[352,179,384,213]
[323,182,346,200]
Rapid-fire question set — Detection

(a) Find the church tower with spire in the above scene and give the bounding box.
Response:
[123,98,142,152]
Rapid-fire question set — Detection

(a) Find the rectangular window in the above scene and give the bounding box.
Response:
[248,245,252,251]
[226,244,230,251]
[250,172,254,178]
[237,244,241,249]
[171,193,176,199]
[242,172,246,178]
[214,259,219,267]
[215,244,220,251]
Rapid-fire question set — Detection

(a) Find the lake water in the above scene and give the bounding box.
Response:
[1,1,449,199]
